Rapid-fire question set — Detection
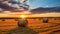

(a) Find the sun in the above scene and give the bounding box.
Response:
[20,15,26,18]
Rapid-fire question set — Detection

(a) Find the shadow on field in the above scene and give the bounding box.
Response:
[6,27,38,34]
[49,30,60,34]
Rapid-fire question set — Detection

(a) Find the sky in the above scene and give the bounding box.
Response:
[29,0,60,9]
[0,0,60,9]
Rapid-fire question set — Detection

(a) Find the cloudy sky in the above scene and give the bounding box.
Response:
[30,0,60,9]
[0,0,60,9]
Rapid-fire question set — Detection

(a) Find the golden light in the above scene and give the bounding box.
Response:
[20,15,26,18]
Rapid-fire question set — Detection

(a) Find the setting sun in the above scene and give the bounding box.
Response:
[20,15,26,18]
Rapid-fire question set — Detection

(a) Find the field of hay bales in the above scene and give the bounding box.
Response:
[0,17,60,34]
